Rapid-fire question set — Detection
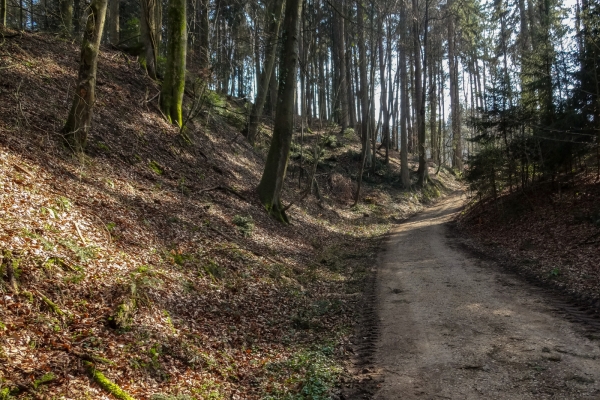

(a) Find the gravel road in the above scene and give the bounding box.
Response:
[373,193,600,399]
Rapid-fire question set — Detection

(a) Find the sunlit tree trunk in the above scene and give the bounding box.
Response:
[62,0,108,152]
[257,0,302,223]
[160,0,186,126]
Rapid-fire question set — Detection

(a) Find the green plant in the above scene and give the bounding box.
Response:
[149,160,164,175]
[33,372,55,389]
[203,259,224,280]
[232,215,254,237]
[320,134,338,148]
[97,142,110,152]
[59,239,98,263]
[549,267,561,278]
[151,394,194,400]
[263,349,341,399]
[0,387,11,400]
[56,196,72,212]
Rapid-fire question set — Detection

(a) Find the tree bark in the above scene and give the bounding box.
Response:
[160,0,186,126]
[257,0,302,223]
[108,0,119,45]
[416,0,429,185]
[1,0,6,28]
[448,12,462,170]
[62,0,108,152]
[399,0,410,187]
[60,0,73,36]
[246,0,284,144]
[332,0,348,134]
[140,0,159,79]
[356,0,370,166]
[199,0,209,70]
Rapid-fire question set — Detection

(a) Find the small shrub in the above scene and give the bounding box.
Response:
[232,215,254,237]
[330,173,354,202]
[320,134,338,148]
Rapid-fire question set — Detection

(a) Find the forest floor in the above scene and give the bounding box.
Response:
[371,193,600,399]
[457,176,600,314]
[0,30,459,399]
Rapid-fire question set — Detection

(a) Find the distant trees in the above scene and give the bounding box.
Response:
[2,0,596,212]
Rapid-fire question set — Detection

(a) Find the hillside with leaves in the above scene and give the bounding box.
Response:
[0,31,458,399]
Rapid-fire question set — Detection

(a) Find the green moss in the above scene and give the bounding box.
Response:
[0,387,11,400]
[85,362,136,400]
[33,372,55,389]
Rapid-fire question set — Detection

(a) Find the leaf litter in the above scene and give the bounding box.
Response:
[0,30,458,399]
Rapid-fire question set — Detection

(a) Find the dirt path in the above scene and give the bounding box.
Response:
[373,193,600,399]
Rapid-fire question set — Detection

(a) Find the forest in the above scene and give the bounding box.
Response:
[1,0,600,396]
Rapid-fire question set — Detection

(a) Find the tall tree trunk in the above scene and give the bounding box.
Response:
[429,52,437,167]
[108,0,119,44]
[246,0,284,144]
[160,0,186,126]
[400,0,410,187]
[415,0,429,185]
[73,0,81,33]
[333,0,348,133]
[60,0,73,36]
[199,0,209,70]
[378,26,389,163]
[448,12,462,170]
[62,0,108,152]
[1,0,6,28]
[356,0,370,165]
[345,12,356,128]
[257,0,302,223]
[140,0,159,79]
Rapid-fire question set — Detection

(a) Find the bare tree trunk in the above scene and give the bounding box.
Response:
[140,0,159,79]
[1,0,6,28]
[199,0,209,70]
[160,0,186,126]
[429,52,437,168]
[378,26,389,163]
[414,0,429,186]
[257,0,302,223]
[357,0,370,165]
[246,0,284,144]
[399,0,410,187]
[62,0,108,152]
[448,12,462,170]
[60,0,73,36]
[108,0,119,44]
[345,10,356,128]
[333,0,348,134]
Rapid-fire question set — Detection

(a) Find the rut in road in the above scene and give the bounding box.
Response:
[373,193,600,399]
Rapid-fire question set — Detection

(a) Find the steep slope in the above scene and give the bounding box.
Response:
[457,177,600,315]
[0,31,458,399]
